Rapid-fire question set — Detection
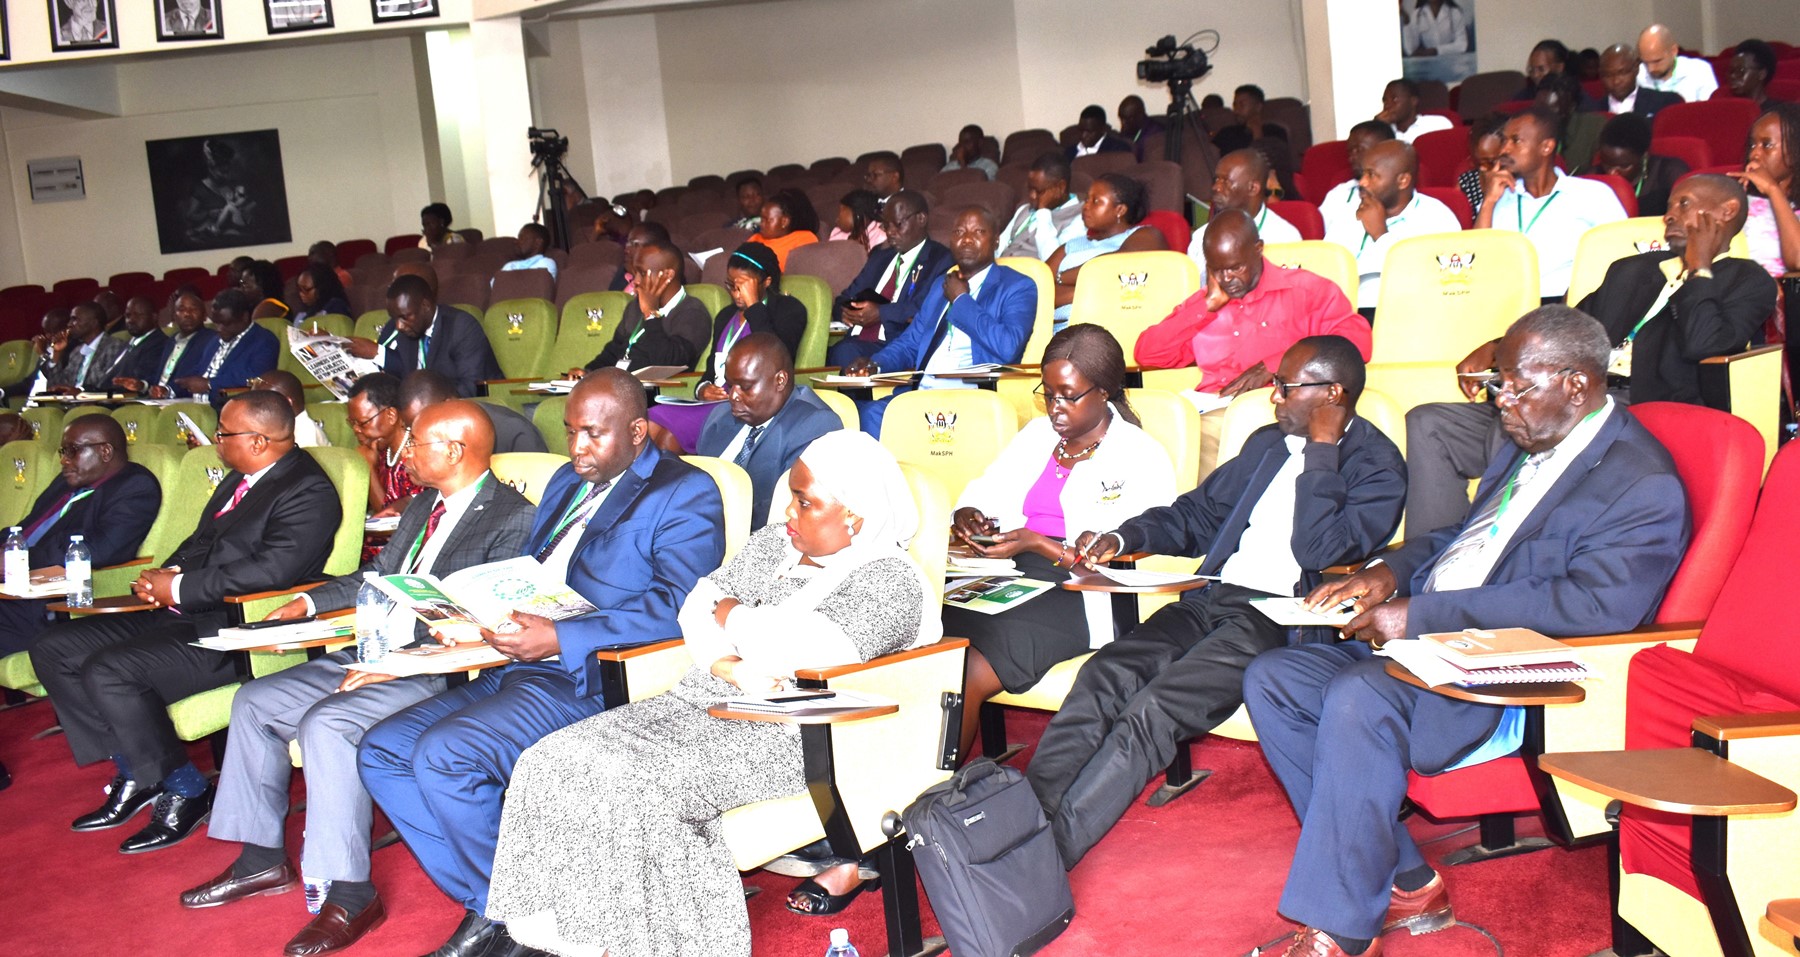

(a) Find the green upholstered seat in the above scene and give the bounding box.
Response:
[482,298,557,381]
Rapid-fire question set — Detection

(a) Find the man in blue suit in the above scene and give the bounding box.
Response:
[826,190,955,366]
[345,274,503,398]
[168,289,280,409]
[696,333,843,526]
[843,206,1038,436]
[358,369,725,957]
[1239,307,1690,957]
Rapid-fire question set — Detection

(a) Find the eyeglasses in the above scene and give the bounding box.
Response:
[213,429,266,442]
[1032,384,1100,408]
[350,407,389,429]
[57,442,109,457]
[1269,377,1338,398]
[1482,367,1572,403]
[400,428,461,452]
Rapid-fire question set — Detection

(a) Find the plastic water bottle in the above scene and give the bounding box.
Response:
[64,534,92,608]
[355,572,393,663]
[303,877,332,915]
[824,928,860,957]
[3,527,26,591]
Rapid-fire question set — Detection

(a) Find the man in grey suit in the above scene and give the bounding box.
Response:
[178,400,535,957]
[46,302,128,394]
[695,333,842,526]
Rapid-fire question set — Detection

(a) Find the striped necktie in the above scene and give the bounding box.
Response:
[1422,451,1553,592]
[733,426,766,468]
[533,480,610,562]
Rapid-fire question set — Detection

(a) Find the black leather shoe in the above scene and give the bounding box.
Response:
[419,910,503,957]
[118,783,214,854]
[70,775,162,832]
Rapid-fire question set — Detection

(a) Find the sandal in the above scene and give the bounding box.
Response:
[785,876,879,916]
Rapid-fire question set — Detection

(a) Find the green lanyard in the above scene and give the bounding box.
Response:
[1487,406,1602,538]
[1514,190,1559,236]
[545,478,610,545]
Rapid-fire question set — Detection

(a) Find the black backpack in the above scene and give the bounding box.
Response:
[902,758,1074,957]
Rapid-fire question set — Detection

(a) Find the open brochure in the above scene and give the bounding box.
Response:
[344,641,509,677]
[0,575,72,599]
[364,515,402,533]
[1250,596,1356,627]
[369,556,596,633]
[288,325,380,401]
[722,688,895,717]
[197,617,356,652]
[943,576,1055,615]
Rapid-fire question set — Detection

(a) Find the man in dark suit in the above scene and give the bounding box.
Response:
[108,296,170,389]
[129,288,213,398]
[347,274,502,398]
[402,370,548,454]
[1598,43,1683,119]
[582,241,711,374]
[843,206,1039,435]
[170,289,281,408]
[359,370,724,957]
[0,416,160,655]
[31,391,342,854]
[1401,174,1771,536]
[1029,337,1406,869]
[826,190,955,365]
[1241,308,1689,957]
[696,333,842,526]
[1067,103,1136,161]
[179,400,535,957]
[45,302,127,394]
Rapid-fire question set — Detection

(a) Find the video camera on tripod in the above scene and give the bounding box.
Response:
[1136,32,1218,165]
[526,127,585,250]
[528,127,570,166]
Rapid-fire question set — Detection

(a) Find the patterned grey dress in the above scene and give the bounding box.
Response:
[485,525,925,957]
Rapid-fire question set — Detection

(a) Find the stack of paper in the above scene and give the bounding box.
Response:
[1250,596,1356,627]
[1378,628,1597,687]
[528,380,578,394]
[198,618,355,652]
[946,554,1018,577]
[0,578,72,599]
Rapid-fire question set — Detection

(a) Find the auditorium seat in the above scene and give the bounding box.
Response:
[53,278,101,300]
[0,339,38,391]
[1581,171,1640,218]
[990,257,1055,424]
[878,388,1017,500]
[1264,241,1359,306]
[780,274,833,370]
[1650,135,1712,176]
[439,273,490,313]
[786,241,868,297]
[1068,249,1202,394]
[273,256,308,281]
[1455,70,1527,120]
[490,267,555,304]
[1413,128,1470,189]
[384,234,422,255]
[1655,100,1760,173]
[568,240,625,271]
[690,227,755,259]
[554,265,616,307]
[901,142,948,174]
[481,298,558,381]
[162,267,211,285]
[1140,210,1192,256]
[1419,186,1474,229]
[1128,160,1186,213]
[147,402,216,446]
[1565,216,1751,306]
[1268,200,1326,241]
[431,241,476,265]
[926,167,988,195]
[390,248,430,265]
[1299,141,1351,204]
[1002,129,1060,167]
[938,180,1019,222]
[552,291,629,371]
[334,239,378,268]
[809,156,851,180]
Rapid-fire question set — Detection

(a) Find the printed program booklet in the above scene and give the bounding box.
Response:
[369,556,597,633]
[943,576,1055,615]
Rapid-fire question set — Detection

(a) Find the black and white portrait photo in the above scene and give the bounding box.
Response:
[370,0,436,23]
[265,0,332,34]
[145,130,293,255]
[156,0,222,41]
[48,0,118,51]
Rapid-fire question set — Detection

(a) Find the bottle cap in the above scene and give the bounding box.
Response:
[830,928,848,946]
[70,534,83,541]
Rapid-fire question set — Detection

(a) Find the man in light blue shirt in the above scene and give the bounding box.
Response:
[498,223,559,280]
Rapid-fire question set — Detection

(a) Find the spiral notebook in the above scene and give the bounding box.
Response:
[1378,638,1597,687]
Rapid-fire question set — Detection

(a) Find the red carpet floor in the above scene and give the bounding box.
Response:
[0,700,1612,957]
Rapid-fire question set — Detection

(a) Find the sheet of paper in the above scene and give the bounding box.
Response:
[1249,596,1356,627]
[1184,391,1234,415]
[1094,566,1217,588]
[364,515,401,532]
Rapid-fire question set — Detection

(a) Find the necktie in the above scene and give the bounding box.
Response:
[734,426,766,468]
[1422,450,1553,591]
[22,489,93,547]
[533,480,610,562]
[860,258,904,342]
[407,498,448,573]
[923,298,957,364]
[214,478,251,518]
[419,335,430,370]
[205,337,237,378]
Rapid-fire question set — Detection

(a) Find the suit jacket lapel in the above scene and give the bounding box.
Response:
[1198,438,1291,577]
[571,448,656,552]
[1488,409,1628,573]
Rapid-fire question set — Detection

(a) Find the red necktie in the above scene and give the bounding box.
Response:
[423,499,447,541]
[214,479,250,518]
[860,258,904,342]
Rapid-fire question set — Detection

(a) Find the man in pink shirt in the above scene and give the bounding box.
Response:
[1135,209,1371,473]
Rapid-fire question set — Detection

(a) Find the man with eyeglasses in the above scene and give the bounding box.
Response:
[1239,308,1688,957]
[1138,208,1372,475]
[179,400,534,957]
[31,391,341,855]
[1402,174,1772,537]
[0,416,159,658]
[1028,335,1406,871]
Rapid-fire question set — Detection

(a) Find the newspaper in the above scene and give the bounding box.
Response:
[287,325,380,401]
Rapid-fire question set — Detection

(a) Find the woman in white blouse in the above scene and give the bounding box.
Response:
[947,324,1178,758]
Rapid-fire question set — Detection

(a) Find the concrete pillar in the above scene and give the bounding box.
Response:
[1300,0,1404,144]
[577,14,674,195]
[420,18,538,238]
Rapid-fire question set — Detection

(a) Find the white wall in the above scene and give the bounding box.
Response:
[0,36,432,286]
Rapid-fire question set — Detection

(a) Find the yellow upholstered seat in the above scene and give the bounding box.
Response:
[1068,251,1201,394]
[1700,346,1784,474]
[110,405,161,448]
[482,298,558,380]
[1265,240,1359,305]
[489,452,570,506]
[809,387,858,433]
[878,389,1018,502]
[680,455,752,562]
[1564,216,1751,307]
[994,257,1056,423]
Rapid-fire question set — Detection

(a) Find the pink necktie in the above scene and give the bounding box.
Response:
[215,479,250,518]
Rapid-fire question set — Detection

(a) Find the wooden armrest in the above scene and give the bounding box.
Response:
[1559,621,1704,647]
[48,595,157,614]
[592,638,684,662]
[707,702,898,724]
[1322,541,1405,577]
[1768,899,1800,938]
[1537,748,1797,815]
[794,637,969,681]
[226,581,326,604]
[482,377,540,386]
[1700,344,1783,364]
[1384,660,1585,705]
[100,556,154,571]
[1695,710,1800,741]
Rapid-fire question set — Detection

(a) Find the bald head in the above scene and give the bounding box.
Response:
[1211,149,1273,215]
[229,390,297,444]
[724,333,794,427]
[253,369,307,416]
[407,400,495,493]
[1201,208,1266,301]
[1638,24,1679,80]
[392,261,440,298]
[1359,140,1419,212]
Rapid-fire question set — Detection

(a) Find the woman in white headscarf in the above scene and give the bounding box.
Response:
[486,431,936,957]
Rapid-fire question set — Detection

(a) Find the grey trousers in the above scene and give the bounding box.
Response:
[1401,401,1506,538]
[207,650,446,882]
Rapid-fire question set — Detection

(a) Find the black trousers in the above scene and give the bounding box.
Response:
[1025,583,1287,867]
[0,597,53,656]
[29,609,235,782]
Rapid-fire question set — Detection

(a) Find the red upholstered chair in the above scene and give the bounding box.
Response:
[1581,172,1639,218]
[384,234,422,255]
[335,240,378,269]
[1300,141,1350,203]
[1491,99,1534,115]
[163,267,211,285]
[940,180,1021,221]
[1654,100,1761,178]
[1419,187,1473,230]
[1413,128,1470,189]
[1454,70,1527,120]
[1402,402,1765,864]
[1140,210,1191,254]
[786,240,869,298]
[1650,135,1712,175]
[53,277,101,300]
[1268,200,1325,241]
[926,167,988,195]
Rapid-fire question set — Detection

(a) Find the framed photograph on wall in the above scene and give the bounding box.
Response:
[145,130,294,255]
[48,0,119,51]
[370,0,436,23]
[156,0,223,41]
[265,0,332,35]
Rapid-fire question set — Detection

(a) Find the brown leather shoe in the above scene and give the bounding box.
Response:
[284,895,388,956]
[1272,928,1384,956]
[1382,871,1454,934]
[179,861,299,908]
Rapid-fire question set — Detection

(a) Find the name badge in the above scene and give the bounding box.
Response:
[1607,344,1632,379]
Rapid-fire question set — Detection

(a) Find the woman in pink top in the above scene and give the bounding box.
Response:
[1732,105,1800,279]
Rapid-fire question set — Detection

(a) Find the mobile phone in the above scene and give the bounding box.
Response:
[238,615,314,630]
[968,534,1002,545]
[765,690,836,704]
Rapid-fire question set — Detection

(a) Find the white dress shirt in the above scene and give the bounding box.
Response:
[1000,196,1086,260]
[1217,434,1307,595]
[920,265,993,387]
[301,472,492,613]
[1487,170,1628,297]
[1188,204,1303,265]
[1322,190,1464,308]
[539,476,620,587]
[294,411,331,448]
[1393,113,1455,145]
[1637,55,1719,104]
